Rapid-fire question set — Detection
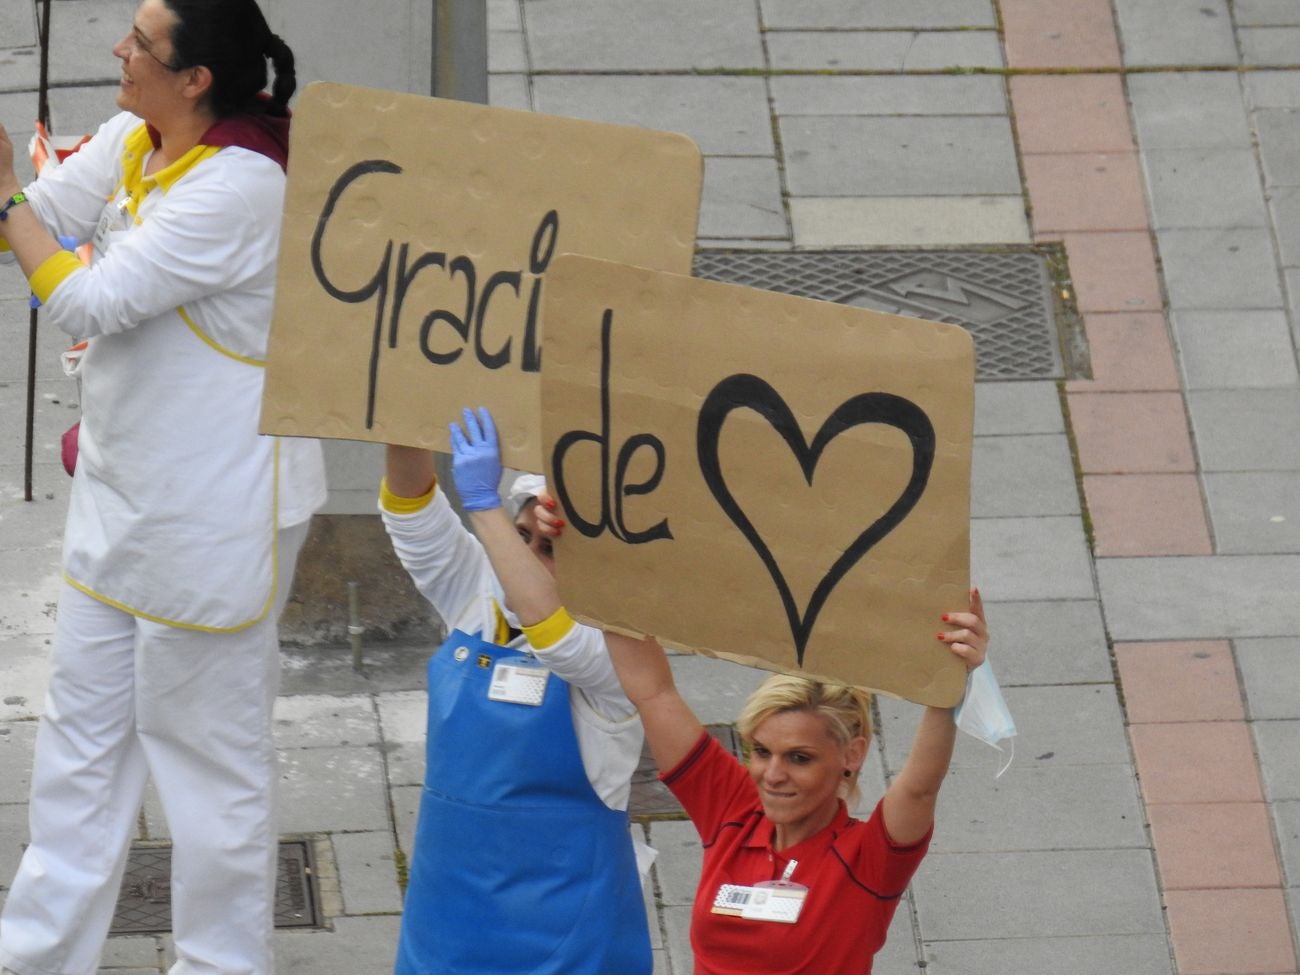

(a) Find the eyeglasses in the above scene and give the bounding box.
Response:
[124,27,181,71]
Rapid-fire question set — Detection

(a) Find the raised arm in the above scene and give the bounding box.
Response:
[882,588,988,846]
[604,633,704,774]
[450,407,559,627]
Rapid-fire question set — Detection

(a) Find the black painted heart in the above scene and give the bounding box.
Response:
[696,374,936,666]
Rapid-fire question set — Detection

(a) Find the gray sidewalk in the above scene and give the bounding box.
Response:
[4,1,1300,973]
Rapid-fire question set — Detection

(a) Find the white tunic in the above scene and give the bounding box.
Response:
[16,111,326,630]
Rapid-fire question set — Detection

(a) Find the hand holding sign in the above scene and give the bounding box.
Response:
[542,256,975,707]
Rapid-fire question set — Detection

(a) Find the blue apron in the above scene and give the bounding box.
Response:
[395,628,652,975]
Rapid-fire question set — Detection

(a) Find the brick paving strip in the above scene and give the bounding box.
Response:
[1002,0,1299,971]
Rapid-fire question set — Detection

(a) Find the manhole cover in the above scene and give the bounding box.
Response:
[110,839,322,934]
[630,723,741,818]
[693,248,1066,381]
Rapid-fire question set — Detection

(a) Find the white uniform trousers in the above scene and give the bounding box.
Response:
[0,523,308,975]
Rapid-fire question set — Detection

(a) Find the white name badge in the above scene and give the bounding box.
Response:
[487,661,550,706]
[710,882,807,924]
[92,198,132,255]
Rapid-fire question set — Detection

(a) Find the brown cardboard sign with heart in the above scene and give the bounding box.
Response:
[259,82,702,470]
[541,255,974,706]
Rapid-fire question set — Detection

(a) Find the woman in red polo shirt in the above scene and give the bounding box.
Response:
[605,590,988,974]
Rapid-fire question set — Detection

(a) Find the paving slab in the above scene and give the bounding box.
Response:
[0,719,35,804]
[1083,473,1211,557]
[0,0,132,91]
[1254,719,1300,801]
[525,0,763,70]
[1237,0,1300,24]
[1237,637,1300,719]
[486,29,526,74]
[487,72,530,111]
[1240,27,1300,66]
[1141,148,1269,230]
[275,746,391,834]
[1172,309,1299,389]
[970,516,1096,602]
[913,849,1164,940]
[758,0,996,29]
[1246,70,1300,108]
[0,0,38,50]
[0,379,80,458]
[929,765,1146,852]
[780,116,1021,197]
[770,75,1006,117]
[972,434,1080,519]
[879,684,1129,772]
[788,195,1029,248]
[0,800,28,896]
[670,653,769,724]
[376,689,428,787]
[765,30,1004,72]
[0,635,51,720]
[1114,640,1242,723]
[1268,185,1300,268]
[1187,387,1300,472]
[272,915,401,975]
[699,156,786,240]
[1059,231,1163,314]
[0,553,61,637]
[1011,74,1135,155]
[1274,799,1300,886]
[389,783,420,857]
[1098,555,1300,640]
[531,75,773,155]
[1127,72,1253,150]
[1113,0,1238,66]
[0,476,67,550]
[1148,801,1282,888]
[646,818,703,907]
[922,934,1174,975]
[272,694,379,750]
[1022,151,1149,233]
[973,382,1064,436]
[1001,0,1121,70]
[976,599,1111,686]
[331,830,403,915]
[1157,228,1285,309]
[100,936,162,970]
[1204,472,1300,555]
[1256,108,1300,188]
[1163,887,1297,975]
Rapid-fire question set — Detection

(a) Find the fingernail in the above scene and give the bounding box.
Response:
[941,614,949,622]
[543,498,557,510]
[936,633,946,641]
[555,519,566,528]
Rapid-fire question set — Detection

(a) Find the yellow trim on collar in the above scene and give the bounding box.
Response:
[380,477,436,514]
[522,605,576,650]
[30,250,84,304]
[176,305,265,366]
[119,124,222,221]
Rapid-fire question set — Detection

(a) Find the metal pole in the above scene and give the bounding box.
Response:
[431,0,488,103]
[24,0,54,503]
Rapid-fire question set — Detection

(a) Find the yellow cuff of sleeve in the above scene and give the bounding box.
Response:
[30,250,84,305]
[379,476,435,514]
[523,606,576,650]
[0,238,11,253]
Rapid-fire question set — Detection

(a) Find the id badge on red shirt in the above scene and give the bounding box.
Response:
[710,881,808,924]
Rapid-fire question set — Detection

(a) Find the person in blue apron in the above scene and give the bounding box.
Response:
[0,2,326,973]
[381,406,652,975]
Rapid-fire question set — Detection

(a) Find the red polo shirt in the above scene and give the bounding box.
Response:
[662,732,930,975]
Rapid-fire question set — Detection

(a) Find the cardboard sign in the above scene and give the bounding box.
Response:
[541,256,975,706]
[260,82,702,469]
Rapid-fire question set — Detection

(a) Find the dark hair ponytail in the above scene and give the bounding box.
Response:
[164,0,296,117]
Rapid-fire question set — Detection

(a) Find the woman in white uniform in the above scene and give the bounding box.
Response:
[0,2,325,973]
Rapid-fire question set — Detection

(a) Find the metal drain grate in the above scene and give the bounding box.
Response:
[630,723,742,818]
[693,248,1065,381]
[110,839,322,934]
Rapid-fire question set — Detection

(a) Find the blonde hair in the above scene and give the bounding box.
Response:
[738,673,873,803]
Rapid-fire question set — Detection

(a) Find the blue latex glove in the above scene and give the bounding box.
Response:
[449,406,503,511]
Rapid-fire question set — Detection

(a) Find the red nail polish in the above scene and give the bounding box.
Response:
[555,519,566,528]
[543,498,557,510]
[936,633,945,641]
[941,614,949,622]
